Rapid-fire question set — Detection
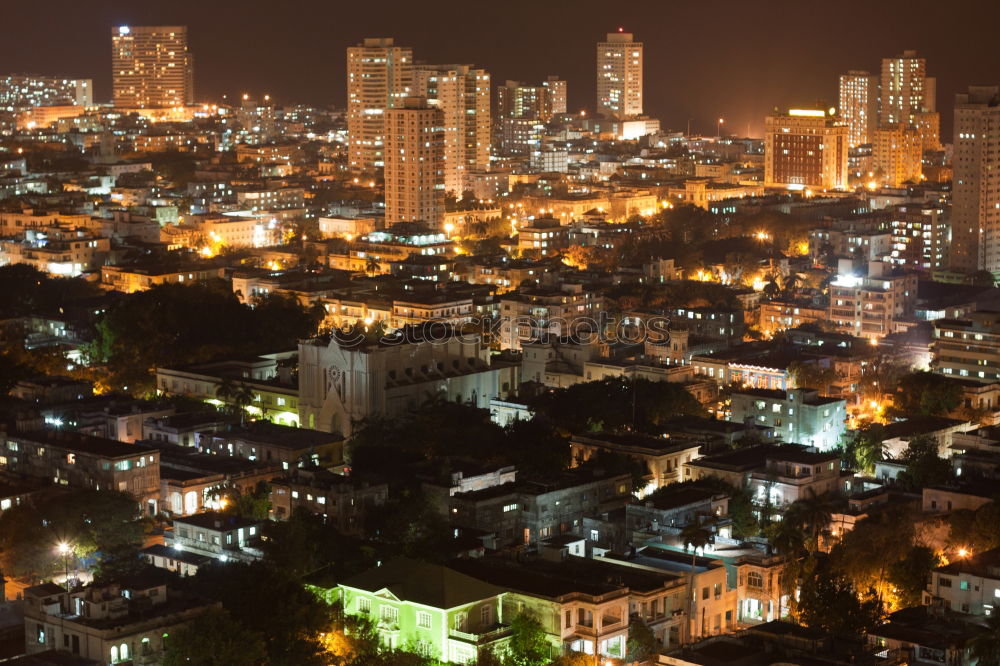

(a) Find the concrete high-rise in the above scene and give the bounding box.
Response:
[880,50,939,151]
[412,65,490,198]
[873,123,922,187]
[384,97,445,226]
[838,71,877,147]
[111,25,193,108]
[951,86,1000,273]
[346,38,413,171]
[880,50,929,127]
[496,80,552,122]
[764,108,848,191]
[544,75,567,115]
[596,31,642,119]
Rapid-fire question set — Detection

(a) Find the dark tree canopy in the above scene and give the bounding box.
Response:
[502,613,552,666]
[893,436,954,492]
[181,562,333,666]
[888,546,941,608]
[88,281,322,392]
[0,489,146,584]
[530,377,704,435]
[347,403,570,481]
[0,264,102,319]
[891,371,963,418]
[797,558,884,637]
[162,607,267,666]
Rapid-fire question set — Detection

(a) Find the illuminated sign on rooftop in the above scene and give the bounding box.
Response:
[788,109,826,118]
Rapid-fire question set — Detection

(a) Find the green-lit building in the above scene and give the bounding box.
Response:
[311,558,511,664]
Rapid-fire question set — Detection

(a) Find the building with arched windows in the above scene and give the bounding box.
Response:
[22,572,214,664]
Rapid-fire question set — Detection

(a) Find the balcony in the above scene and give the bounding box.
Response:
[448,624,512,645]
[601,614,623,629]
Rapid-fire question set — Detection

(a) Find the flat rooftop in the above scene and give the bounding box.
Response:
[12,429,157,459]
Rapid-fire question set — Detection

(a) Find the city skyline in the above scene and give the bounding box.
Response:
[2,0,999,137]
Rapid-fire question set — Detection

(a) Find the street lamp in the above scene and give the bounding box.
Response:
[56,542,71,587]
[717,117,724,137]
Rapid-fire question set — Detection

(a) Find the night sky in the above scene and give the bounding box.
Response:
[3,0,999,137]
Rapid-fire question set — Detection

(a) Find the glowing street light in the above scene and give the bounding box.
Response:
[56,542,72,586]
[717,117,724,137]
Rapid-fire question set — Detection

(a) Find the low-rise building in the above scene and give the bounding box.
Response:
[450,468,633,548]
[729,388,846,452]
[450,554,687,657]
[100,262,226,293]
[321,558,510,664]
[497,285,603,351]
[269,467,388,533]
[932,311,1000,384]
[165,511,265,563]
[828,260,918,340]
[685,444,844,513]
[155,353,301,426]
[870,607,979,666]
[141,543,211,577]
[924,547,1000,615]
[195,421,344,469]
[516,218,570,257]
[22,573,213,664]
[0,429,160,514]
[0,226,110,278]
[626,483,729,535]
[570,433,703,497]
[757,300,828,339]
[142,412,232,448]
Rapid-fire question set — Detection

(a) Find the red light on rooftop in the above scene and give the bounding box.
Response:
[618,27,624,32]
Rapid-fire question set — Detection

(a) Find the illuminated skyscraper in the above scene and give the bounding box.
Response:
[384,98,444,225]
[596,31,642,119]
[495,79,556,155]
[764,108,848,191]
[951,86,1000,272]
[543,75,567,115]
[838,71,877,147]
[412,64,490,197]
[496,80,551,122]
[880,50,939,150]
[346,38,413,171]
[880,50,927,126]
[111,25,193,108]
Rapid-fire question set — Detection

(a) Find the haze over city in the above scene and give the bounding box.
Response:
[4,0,1000,135]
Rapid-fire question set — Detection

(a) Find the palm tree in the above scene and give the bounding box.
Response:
[970,613,1000,665]
[762,276,780,300]
[767,519,806,557]
[215,377,237,405]
[785,488,834,553]
[216,379,255,426]
[782,273,801,298]
[680,519,714,640]
[365,256,380,276]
